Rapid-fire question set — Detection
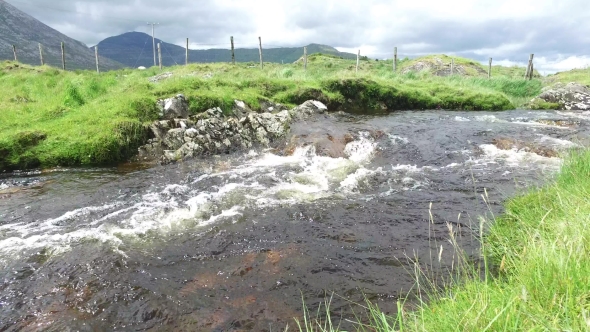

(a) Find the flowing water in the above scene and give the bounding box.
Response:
[1,110,589,331]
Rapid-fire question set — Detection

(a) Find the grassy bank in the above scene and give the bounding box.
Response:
[393,149,590,331]
[296,149,588,331]
[0,55,540,171]
[545,67,590,86]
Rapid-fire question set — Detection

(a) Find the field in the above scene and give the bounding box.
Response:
[0,54,545,171]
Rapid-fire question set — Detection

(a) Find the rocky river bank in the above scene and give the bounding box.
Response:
[137,95,329,164]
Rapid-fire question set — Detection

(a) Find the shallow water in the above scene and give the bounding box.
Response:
[1,109,589,331]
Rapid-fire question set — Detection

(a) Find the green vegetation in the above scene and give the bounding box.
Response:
[0,55,540,171]
[545,67,590,86]
[297,149,590,331]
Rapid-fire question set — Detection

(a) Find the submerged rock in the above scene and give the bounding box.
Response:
[492,137,558,158]
[138,99,328,163]
[530,82,590,110]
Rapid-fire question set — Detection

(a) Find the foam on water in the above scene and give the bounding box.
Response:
[0,133,380,256]
[473,144,562,169]
[474,115,500,123]
[454,116,471,122]
[388,134,410,145]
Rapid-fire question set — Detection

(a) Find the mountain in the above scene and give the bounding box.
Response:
[0,0,123,70]
[95,32,357,68]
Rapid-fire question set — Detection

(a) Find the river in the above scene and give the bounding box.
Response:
[1,109,588,331]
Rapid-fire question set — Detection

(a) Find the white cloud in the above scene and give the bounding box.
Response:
[6,0,590,72]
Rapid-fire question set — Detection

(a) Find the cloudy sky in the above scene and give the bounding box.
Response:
[7,0,590,73]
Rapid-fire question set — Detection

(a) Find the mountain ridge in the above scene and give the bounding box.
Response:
[95,31,357,67]
[0,0,123,70]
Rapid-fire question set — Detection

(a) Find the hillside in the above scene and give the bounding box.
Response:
[0,54,543,171]
[0,0,123,70]
[543,67,590,86]
[399,54,540,78]
[95,32,357,67]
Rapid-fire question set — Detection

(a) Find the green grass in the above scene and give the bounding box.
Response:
[296,149,590,331]
[0,55,540,171]
[545,67,590,86]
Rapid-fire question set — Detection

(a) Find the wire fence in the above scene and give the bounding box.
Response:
[0,35,419,73]
[2,36,539,80]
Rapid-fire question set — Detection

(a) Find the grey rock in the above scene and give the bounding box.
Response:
[149,120,173,140]
[157,94,190,119]
[149,72,174,83]
[260,100,290,113]
[138,100,328,164]
[290,100,328,119]
[232,100,252,118]
[533,82,590,110]
[162,128,186,150]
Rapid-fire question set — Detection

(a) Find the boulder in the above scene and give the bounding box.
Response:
[232,100,252,118]
[157,94,190,119]
[532,82,590,110]
[290,100,328,120]
[162,128,187,150]
[149,120,174,140]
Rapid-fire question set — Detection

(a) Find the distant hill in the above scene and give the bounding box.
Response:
[0,0,123,70]
[95,32,357,67]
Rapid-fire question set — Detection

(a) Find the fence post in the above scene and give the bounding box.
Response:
[524,54,534,79]
[185,38,189,65]
[529,62,534,80]
[158,43,162,70]
[61,42,66,70]
[95,46,99,73]
[230,36,235,65]
[304,46,307,71]
[393,47,398,72]
[39,43,44,66]
[356,50,360,73]
[488,58,492,79]
[450,58,454,75]
[12,45,17,62]
[258,37,263,69]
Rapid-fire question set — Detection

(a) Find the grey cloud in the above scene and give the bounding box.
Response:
[6,0,590,72]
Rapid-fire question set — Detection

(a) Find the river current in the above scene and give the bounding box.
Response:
[1,110,589,331]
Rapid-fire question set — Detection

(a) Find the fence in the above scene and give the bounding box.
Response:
[2,37,537,80]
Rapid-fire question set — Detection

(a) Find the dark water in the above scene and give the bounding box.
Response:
[1,110,589,331]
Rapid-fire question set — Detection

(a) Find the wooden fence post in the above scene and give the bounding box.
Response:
[258,37,263,69]
[95,46,99,73]
[158,43,162,70]
[61,42,66,70]
[304,46,307,71]
[393,47,398,72]
[356,50,360,73]
[230,36,235,64]
[12,45,17,62]
[186,38,189,65]
[488,58,492,79]
[529,62,534,80]
[450,58,454,75]
[525,54,534,79]
[39,43,44,66]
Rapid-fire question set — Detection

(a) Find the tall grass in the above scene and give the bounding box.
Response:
[295,149,590,331]
[0,56,540,171]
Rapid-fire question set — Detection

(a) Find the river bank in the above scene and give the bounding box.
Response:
[369,147,590,331]
[0,56,542,172]
[1,108,587,330]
